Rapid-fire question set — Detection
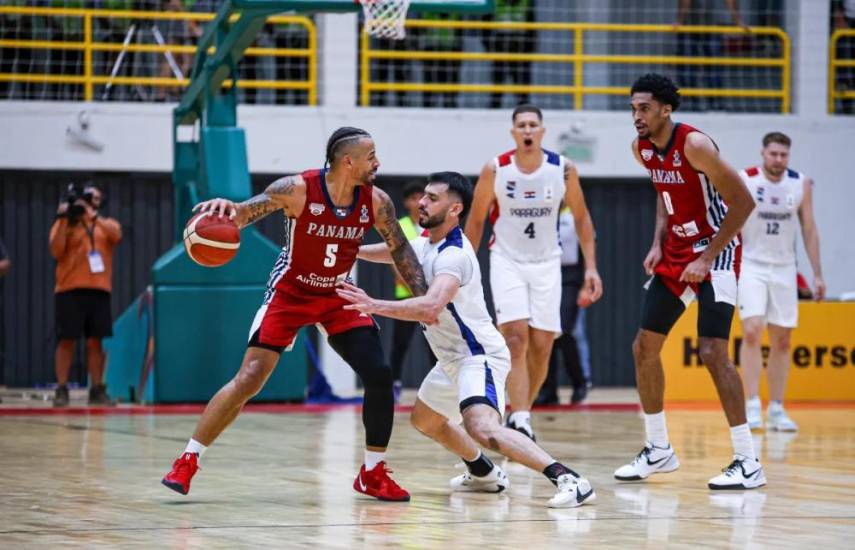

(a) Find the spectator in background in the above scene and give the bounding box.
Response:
[50,183,122,407]
[833,0,855,114]
[675,0,748,111]
[0,238,9,403]
[535,207,589,405]
[482,0,536,109]
[388,182,434,401]
[419,12,463,108]
[369,36,414,107]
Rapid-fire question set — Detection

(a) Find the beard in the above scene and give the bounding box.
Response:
[419,211,445,229]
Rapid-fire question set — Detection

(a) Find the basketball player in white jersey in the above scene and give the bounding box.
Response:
[338,172,596,508]
[465,104,603,440]
[738,132,824,431]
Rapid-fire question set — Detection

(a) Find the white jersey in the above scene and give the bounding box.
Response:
[412,226,508,364]
[740,166,805,265]
[489,149,566,262]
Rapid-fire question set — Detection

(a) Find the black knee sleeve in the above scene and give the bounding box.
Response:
[327,326,394,448]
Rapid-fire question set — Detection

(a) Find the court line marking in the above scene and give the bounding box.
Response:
[3,515,855,536]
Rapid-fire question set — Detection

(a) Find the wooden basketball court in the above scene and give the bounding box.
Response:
[1,394,853,548]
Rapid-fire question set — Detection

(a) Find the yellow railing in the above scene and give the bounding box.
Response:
[0,6,317,104]
[829,28,855,114]
[361,21,791,112]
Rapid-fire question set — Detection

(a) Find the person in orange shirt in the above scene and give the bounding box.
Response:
[49,183,121,407]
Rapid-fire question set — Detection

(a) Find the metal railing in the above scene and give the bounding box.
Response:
[0,6,317,104]
[361,20,791,112]
[829,28,855,114]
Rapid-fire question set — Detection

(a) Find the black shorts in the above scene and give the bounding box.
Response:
[640,275,734,339]
[55,289,113,340]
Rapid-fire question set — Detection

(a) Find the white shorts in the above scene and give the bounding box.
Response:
[416,351,511,425]
[489,251,562,333]
[738,259,798,327]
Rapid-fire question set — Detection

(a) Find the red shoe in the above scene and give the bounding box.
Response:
[161,452,200,495]
[353,461,411,502]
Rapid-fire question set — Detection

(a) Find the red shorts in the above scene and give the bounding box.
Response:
[248,281,375,352]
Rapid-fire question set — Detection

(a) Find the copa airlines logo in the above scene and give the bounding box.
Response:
[641,148,654,161]
[648,169,686,184]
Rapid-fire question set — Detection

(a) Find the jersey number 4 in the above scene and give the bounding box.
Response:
[324,244,338,267]
[524,222,536,239]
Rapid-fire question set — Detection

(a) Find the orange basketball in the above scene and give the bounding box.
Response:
[183,211,240,267]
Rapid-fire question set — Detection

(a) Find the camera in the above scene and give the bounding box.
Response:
[64,182,96,222]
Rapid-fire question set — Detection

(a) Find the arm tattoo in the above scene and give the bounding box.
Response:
[240,175,298,226]
[376,195,428,296]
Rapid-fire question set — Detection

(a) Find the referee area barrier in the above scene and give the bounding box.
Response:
[662,302,855,402]
[362,20,791,112]
[0,6,317,104]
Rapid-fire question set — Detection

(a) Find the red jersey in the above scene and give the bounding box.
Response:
[264,169,375,299]
[637,122,740,274]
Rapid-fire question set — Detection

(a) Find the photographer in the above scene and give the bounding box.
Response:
[49,183,122,407]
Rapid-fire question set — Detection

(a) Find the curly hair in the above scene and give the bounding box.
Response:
[630,73,681,111]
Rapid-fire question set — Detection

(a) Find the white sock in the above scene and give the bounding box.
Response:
[184,438,207,458]
[509,411,531,425]
[730,423,757,461]
[644,411,670,448]
[365,450,385,470]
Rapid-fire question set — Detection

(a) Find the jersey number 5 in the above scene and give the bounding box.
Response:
[524,222,536,239]
[324,243,338,267]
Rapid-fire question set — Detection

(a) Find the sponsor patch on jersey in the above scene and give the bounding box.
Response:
[524,190,537,199]
[359,204,370,224]
[641,148,654,161]
[672,150,682,167]
[692,237,710,253]
[309,202,325,216]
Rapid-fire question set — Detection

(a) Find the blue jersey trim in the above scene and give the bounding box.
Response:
[447,303,485,355]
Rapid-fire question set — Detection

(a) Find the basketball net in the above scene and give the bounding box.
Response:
[358,0,412,39]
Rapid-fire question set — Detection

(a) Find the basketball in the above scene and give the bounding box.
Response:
[183,211,240,267]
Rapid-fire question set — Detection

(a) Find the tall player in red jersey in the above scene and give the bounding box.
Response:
[161,127,427,502]
[613,74,766,490]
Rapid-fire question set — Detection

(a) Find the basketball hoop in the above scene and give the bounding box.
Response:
[357,0,412,40]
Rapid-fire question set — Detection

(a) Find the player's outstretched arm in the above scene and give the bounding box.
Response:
[682,132,755,282]
[563,160,603,302]
[357,243,394,264]
[193,175,306,228]
[798,178,825,300]
[372,188,428,296]
[464,162,497,250]
[336,275,460,324]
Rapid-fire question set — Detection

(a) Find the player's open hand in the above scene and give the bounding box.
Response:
[679,255,713,283]
[643,245,662,276]
[336,282,376,314]
[582,268,603,305]
[194,198,237,220]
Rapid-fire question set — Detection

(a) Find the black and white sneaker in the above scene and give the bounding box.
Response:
[614,443,680,481]
[708,455,767,490]
[506,417,536,442]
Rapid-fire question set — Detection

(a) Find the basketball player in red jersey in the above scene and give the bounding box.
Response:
[613,74,766,490]
[161,127,426,501]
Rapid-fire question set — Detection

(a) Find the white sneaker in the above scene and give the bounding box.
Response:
[506,417,536,442]
[614,443,680,481]
[708,455,767,490]
[767,403,798,432]
[547,473,596,508]
[450,465,509,493]
[746,397,763,430]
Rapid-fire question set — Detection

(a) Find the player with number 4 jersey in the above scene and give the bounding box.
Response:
[465,104,602,442]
